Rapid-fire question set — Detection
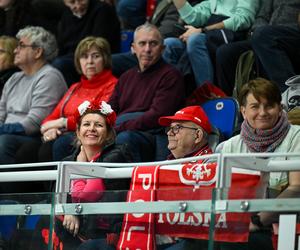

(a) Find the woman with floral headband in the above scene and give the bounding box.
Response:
[31,100,132,250]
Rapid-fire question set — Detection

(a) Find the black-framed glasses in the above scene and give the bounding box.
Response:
[16,42,37,50]
[165,124,198,134]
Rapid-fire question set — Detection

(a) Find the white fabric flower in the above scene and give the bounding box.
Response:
[78,100,91,116]
[100,101,113,115]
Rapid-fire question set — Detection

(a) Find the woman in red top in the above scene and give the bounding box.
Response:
[39,36,118,161]
[39,37,117,161]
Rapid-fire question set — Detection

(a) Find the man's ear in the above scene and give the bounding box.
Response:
[195,128,203,143]
[131,43,135,54]
[34,47,43,60]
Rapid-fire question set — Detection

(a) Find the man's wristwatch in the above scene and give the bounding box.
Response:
[251,214,263,228]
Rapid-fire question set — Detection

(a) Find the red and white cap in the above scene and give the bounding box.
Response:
[159,106,212,134]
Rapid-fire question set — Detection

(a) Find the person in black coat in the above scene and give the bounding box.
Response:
[0,0,37,36]
[60,99,132,248]
[0,0,63,36]
[30,99,132,250]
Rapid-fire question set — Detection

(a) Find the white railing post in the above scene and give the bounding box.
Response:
[278,214,297,250]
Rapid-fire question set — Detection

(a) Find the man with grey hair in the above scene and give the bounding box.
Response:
[0,26,67,165]
[109,23,185,162]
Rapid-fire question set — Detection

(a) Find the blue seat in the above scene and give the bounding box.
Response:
[120,30,134,53]
[0,200,19,241]
[24,215,40,230]
[201,97,239,140]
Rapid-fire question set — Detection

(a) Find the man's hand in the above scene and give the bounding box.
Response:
[63,215,80,237]
[179,25,202,42]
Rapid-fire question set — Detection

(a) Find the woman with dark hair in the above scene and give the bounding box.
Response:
[221,78,300,249]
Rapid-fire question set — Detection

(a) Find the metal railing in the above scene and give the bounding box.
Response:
[0,152,300,250]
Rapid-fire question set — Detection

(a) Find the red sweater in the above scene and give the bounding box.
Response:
[42,69,117,131]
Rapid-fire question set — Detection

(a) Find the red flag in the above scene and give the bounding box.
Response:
[118,166,159,250]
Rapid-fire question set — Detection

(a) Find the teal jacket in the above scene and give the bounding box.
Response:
[178,0,260,31]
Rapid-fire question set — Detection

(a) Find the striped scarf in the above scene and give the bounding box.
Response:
[241,112,290,152]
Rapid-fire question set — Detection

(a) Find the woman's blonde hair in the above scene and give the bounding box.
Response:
[0,36,18,69]
[74,36,112,75]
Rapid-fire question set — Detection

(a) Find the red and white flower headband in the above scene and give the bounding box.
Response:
[77,100,116,127]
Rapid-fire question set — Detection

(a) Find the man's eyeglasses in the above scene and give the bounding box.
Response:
[165,124,198,134]
[16,42,37,50]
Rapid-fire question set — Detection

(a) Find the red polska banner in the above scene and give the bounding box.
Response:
[118,166,159,250]
[118,162,261,249]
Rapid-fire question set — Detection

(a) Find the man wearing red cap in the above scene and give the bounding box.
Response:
[157,105,213,249]
[159,105,212,159]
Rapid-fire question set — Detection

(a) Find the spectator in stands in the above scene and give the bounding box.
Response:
[0,26,67,164]
[216,0,300,95]
[158,106,225,249]
[37,36,118,162]
[0,0,37,36]
[53,0,120,86]
[116,0,147,30]
[109,23,185,162]
[159,105,212,158]
[251,14,300,93]
[0,35,19,94]
[57,100,132,249]
[163,0,260,88]
[112,0,199,78]
[0,0,63,36]
[220,78,300,249]
[76,105,213,250]
[30,100,132,250]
